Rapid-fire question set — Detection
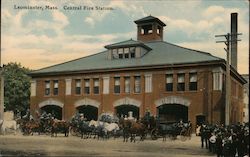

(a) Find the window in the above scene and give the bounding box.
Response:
[141,29,144,34]
[130,47,135,58]
[112,49,118,59]
[157,26,161,34]
[141,25,153,35]
[177,74,185,91]
[166,74,173,91]
[75,79,81,95]
[84,79,90,94]
[124,48,129,58]
[118,48,123,59]
[53,80,59,95]
[124,77,130,93]
[134,76,141,93]
[114,77,120,94]
[189,73,197,91]
[93,79,99,94]
[45,80,50,96]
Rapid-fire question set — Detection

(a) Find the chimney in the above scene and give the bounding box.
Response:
[231,13,238,70]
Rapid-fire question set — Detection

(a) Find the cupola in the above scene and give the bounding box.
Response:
[134,15,166,42]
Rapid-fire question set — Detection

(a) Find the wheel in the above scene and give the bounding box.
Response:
[70,127,77,136]
[151,129,158,140]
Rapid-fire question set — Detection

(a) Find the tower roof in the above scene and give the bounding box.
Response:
[134,15,166,26]
[104,39,152,50]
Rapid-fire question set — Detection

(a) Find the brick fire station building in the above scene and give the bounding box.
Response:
[29,16,246,126]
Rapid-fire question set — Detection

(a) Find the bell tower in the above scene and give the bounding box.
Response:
[134,15,166,42]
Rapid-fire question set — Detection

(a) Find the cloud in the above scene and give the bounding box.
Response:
[52,10,69,26]
[203,6,225,18]
[178,40,249,74]
[85,17,94,27]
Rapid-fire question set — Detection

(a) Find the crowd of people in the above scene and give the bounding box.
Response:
[199,122,249,157]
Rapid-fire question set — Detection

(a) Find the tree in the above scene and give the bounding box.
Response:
[2,62,31,116]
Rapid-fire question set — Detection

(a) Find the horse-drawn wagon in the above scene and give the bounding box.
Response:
[141,114,192,141]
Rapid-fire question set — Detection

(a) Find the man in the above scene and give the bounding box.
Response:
[200,122,208,148]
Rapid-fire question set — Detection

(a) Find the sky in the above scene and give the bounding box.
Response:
[1,0,249,74]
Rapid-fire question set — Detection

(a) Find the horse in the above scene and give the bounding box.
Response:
[120,119,146,142]
[50,119,70,137]
[0,120,17,135]
[88,120,110,140]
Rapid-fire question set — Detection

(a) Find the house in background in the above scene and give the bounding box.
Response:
[29,16,246,127]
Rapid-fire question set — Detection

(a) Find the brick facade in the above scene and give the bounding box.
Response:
[30,65,245,127]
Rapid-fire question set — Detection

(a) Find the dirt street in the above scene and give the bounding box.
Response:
[0,134,214,157]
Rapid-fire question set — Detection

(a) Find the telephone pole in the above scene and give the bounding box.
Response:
[215,33,242,125]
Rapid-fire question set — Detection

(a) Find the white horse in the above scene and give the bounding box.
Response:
[0,120,17,135]
[104,123,119,132]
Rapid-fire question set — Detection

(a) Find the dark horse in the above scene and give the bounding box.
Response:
[50,119,70,137]
[120,119,146,142]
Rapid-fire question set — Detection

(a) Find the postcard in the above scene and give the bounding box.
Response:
[0,0,249,156]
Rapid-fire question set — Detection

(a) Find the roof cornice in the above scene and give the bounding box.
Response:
[30,60,224,78]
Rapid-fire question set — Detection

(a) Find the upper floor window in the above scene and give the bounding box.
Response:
[141,24,153,35]
[124,48,129,59]
[166,74,173,92]
[53,80,59,95]
[130,47,135,58]
[177,73,185,91]
[75,79,81,95]
[189,73,197,91]
[114,77,120,94]
[111,47,136,59]
[124,77,130,93]
[84,79,90,94]
[112,49,118,59]
[93,79,99,94]
[45,80,50,96]
[118,48,123,59]
[134,76,141,93]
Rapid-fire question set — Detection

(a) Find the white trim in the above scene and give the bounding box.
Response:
[103,76,110,94]
[113,97,141,107]
[38,99,64,108]
[74,98,100,108]
[145,74,152,93]
[65,78,72,95]
[155,96,191,107]
[212,67,223,73]
[165,70,173,74]
[30,80,36,97]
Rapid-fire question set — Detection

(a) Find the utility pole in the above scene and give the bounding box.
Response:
[215,33,242,125]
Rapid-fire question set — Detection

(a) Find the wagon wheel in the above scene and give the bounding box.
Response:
[70,127,77,136]
[180,129,187,141]
[151,129,158,140]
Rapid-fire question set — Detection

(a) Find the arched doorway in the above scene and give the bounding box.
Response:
[115,105,139,120]
[40,105,62,120]
[38,99,64,120]
[76,105,98,121]
[157,104,188,122]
